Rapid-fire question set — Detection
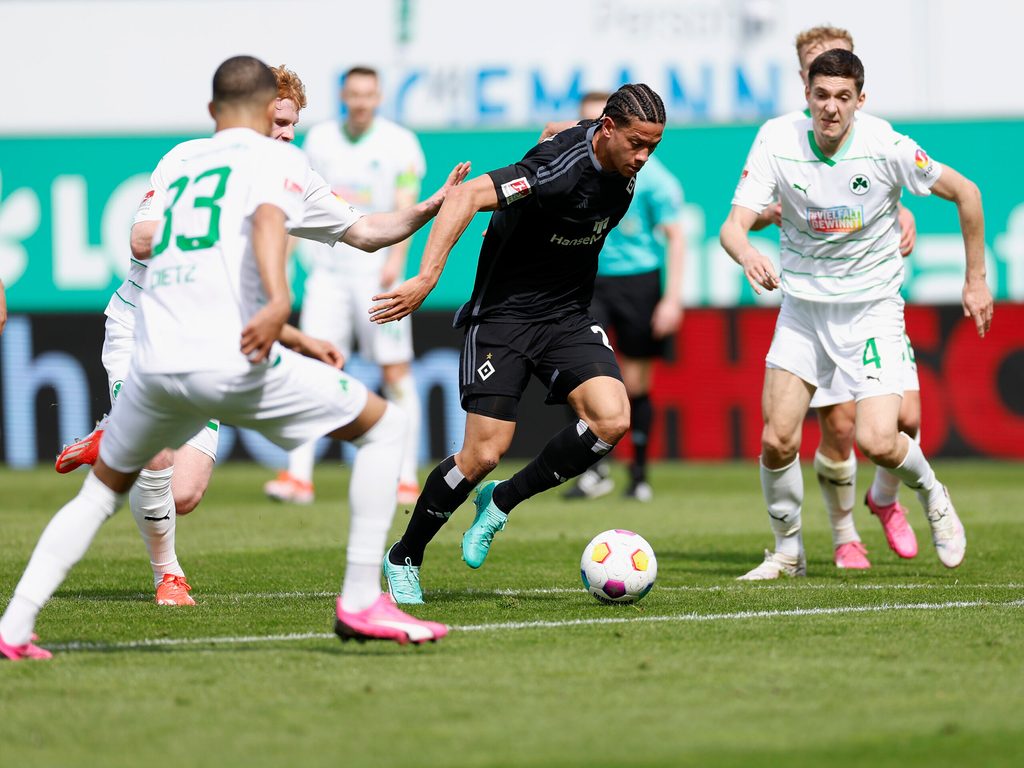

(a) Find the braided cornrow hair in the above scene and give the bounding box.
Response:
[602,83,666,126]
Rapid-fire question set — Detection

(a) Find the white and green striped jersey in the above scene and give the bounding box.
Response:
[106,135,363,329]
[733,110,941,303]
[132,128,311,374]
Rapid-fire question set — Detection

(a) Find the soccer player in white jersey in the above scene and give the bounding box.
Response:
[49,66,470,608]
[748,27,925,570]
[264,66,427,507]
[0,56,462,661]
[719,49,992,580]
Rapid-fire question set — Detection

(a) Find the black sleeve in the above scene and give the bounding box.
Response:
[486,126,590,210]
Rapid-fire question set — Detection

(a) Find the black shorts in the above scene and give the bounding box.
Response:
[589,269,671,359]
[459,313,623,421]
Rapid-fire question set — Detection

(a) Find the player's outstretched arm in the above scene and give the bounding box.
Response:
[241,204,292,363]
[341,162,471,253]
[369,174,499,324]
[278,324,345,368]
[720,205,779,294]
[929,164,993,337]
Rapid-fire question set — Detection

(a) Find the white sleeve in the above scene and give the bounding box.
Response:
[132,156,172,226]
[288,169,363,245]
[889,134,943,197]
[730,132,777,213]
[246,145,307,229]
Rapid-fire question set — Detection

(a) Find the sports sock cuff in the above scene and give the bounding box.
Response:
[577,420,613,455]
[439,454,466,490]
[813,450,856,480]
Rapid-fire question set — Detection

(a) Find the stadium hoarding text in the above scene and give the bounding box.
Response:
[5,0,1024,132]
[1,307,1021,468]
[1,120,1023,313]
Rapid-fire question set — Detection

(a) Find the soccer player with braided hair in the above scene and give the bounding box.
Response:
[371,83,666,604]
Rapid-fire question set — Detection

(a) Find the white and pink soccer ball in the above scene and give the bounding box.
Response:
[580,529,657,604]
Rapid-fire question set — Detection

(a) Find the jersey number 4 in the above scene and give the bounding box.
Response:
[152,166,232,256]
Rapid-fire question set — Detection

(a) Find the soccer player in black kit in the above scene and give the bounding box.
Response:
[370,84,666,603]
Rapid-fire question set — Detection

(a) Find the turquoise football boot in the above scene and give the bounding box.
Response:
[382,544,425,604]
[461,481,509,569]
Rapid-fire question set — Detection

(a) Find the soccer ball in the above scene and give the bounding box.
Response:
[580,529,657,604]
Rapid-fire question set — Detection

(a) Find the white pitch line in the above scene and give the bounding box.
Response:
[60,582,1024,602]
[45,597,1024,653]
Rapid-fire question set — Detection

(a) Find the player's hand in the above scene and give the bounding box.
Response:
[897,204,917,256]
[241,299,290,363]
[369,275,434,323]
[296,334,345,369]
[962,277,994,338]
[738,249,780,294]
[538,120,576,142]
[651,299,682,339]
[423,162,472,214]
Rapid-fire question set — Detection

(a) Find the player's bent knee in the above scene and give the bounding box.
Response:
[855,428,900,465]
[761,427,800,463]
[173,487,206,516]
[589,414,629,445]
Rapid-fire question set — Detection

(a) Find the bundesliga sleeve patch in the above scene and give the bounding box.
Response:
[500,177,532,204]
[136,189,156,215]
[914,148,936,177]
[284,178,303,195]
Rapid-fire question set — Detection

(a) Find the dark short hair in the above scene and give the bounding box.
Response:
[344,66,379,81]
[212,56,277,107]
[603,83,666,126]
[808,48,865,93]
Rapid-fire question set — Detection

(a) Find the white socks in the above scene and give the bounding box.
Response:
[340,403,408,612]
[813,450,860,547]
[760,458,804,558]
[286,440,316,485]
[871,431,918,506]
[383,373,422,487]
[888,433,944,509]
[0,472,124,645]
[130,467,183,586]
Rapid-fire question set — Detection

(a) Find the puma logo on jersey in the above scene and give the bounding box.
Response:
[792,182,811,194]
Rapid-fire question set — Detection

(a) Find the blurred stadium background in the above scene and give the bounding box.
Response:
[1,0,1022,469]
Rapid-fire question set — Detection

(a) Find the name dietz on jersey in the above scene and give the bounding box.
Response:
[807,205,864,233]
[550,217,611,247]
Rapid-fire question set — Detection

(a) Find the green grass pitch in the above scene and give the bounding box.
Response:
[1,460,1022,767]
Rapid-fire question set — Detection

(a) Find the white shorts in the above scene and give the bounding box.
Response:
[300,271,413,365]
[100,346,370,474]
[766,295,908,403]
[101,315,220,461]
[810,332,920,408]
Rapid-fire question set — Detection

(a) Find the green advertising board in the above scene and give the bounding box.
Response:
[1,120,1021,312]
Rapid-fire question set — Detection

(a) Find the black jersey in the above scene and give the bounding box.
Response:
[453,122,635,327]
